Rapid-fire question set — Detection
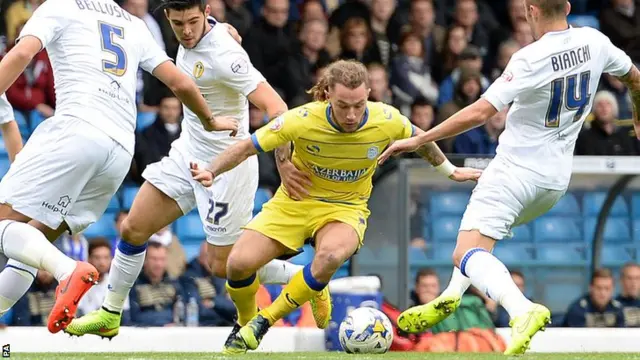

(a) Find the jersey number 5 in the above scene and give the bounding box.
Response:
[99,22,127,77]
[545,71,591,128]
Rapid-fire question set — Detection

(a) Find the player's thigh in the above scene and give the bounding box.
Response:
[514,188,565,226]
[0,117,107,232]
[142,150,198,216]
[197,155,258,248]
[226,229,290,280]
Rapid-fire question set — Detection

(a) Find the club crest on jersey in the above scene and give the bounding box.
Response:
[367,146,379,159]
[500,70,513,82]
[193,61,205,79]
[270,116,284,132]
[231,58,249,75]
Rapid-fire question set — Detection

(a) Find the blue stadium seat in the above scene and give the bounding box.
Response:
[253,188,272,216]
[175,214,205,244]
[122,186,139,210]
[289,244,314,266]
[537,244,587,265]
[13,111,30,137]
[106,196,120,212]
[29,111,46,132]
[634,220,640,243]
[583,217,631,243]
[542,281,585,313]
[409,247,429,266]
[546,193,580,216]
[582,192,628,217]
[83,213,117,238]
[511,224,532,242]
[355,247,378,266]
[183,243,201,261]
[0,157,10,178]
[632,193,640,220]
[433,242,456,262]
[493,244,533,264]
[334,265,350,279]
[533,217,582,243]
[567,14,599,30]
[601,245,633,265]
[431,217,462,242]
[429,192,470,216]
[136,112,156,131]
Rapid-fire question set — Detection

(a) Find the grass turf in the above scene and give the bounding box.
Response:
[11,353,640,360]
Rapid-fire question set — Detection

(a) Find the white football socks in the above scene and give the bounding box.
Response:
[0,260,37,315]
[441,266,472,297]
[460,248,533,318]
[0,220,75,281]
[257,259,303,285]
[103,242,146,314]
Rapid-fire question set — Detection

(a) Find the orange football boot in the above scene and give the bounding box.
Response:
[47,261,99,333]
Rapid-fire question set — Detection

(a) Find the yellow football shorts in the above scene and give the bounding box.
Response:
[244,190,370,253]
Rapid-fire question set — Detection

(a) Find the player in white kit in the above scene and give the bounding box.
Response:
[0,94,24,162]
[0,0,237,333]
[379,0,640,355]
[65,0,330,340]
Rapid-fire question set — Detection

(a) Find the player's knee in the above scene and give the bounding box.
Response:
[452,247,467,268]
[120,218,149,246]
[225,252,254,281]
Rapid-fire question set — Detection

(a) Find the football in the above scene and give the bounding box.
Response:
[338,307,394,354]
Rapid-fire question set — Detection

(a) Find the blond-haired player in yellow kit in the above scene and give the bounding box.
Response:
[190,59,482,353]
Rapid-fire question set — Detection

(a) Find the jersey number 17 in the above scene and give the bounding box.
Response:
[545,71,591,128]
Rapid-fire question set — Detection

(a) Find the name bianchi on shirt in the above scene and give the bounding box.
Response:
[309,165,369,182]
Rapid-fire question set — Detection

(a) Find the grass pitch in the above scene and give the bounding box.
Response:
[12,353,640,360]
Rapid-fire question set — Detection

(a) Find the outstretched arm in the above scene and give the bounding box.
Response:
[0,36,41,95]
[616,65,640,138]
[191,139,259,187]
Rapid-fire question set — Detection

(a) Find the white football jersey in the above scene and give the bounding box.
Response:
[0,94,14,125]
[17,0,170,154]
[483,27,632,190]
[173,17,265,162]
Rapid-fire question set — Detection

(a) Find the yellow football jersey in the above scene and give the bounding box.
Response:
[251,101,415,206]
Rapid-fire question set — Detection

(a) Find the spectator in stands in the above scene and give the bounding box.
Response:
[149,226,187,279]
[410,96,435,131]
[181,242,235,326]
[433,24,468,82]
[488,0,525,59]
[3,18,55,119]
[4,0,42,44]
[122,0,165,50]
[390,31,439,116]
[243,0,305,106]
[299,0,326,22]
[437,68,483,152]
[600,74,633,120]
[564,268,624,327]
[291,19,332,96]
[410,268,439,307]
[129,242,185,326]
[368,63,393,104]
[452,0,489,58]
[208,0,226,21]
[12,270,55,326]
[55,232,89,262]
[339,17,382,66]
[453,104,506,155]
[437,45,489,107]
[490,40,520,81]
[617,262,640,327]
[132,96,182,183]
[575,91,638,156]
[600,0,640,64]
[78,239,130,321]
[225,0,252,36]
[248,106,280,192]
[492,269,526,327]
[511,20,533,48]
[370,0,399,66]
[406,0,444,67]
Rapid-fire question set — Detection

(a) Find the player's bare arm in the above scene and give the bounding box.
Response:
[152,61,238,135]
[0,36,42,94]
[191,138,258,187]
[379,99,497,161]
[1,121,23,162]
[617,65,640,139]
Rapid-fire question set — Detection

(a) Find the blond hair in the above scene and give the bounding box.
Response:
[307,60,369,102]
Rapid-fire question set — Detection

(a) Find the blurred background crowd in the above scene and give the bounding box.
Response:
[1,0,640,345]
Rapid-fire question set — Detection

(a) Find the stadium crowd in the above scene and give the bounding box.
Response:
[0,0,639,335]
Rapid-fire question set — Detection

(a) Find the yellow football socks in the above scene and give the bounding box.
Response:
[226,274,260,326]
[261,264,327,325]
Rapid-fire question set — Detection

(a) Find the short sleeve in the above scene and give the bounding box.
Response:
[138,23,171,74]
[482,55,534,111]
[0,94,14,125]
[385,105,416,140]
[602,34,633,77]
[213,43,265,96]
[17,0,68,48]
[251,111,303,153]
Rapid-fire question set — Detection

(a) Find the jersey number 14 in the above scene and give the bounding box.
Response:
[545,71,591,128]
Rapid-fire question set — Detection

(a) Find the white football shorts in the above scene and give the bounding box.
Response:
[142,147,258,246]
[0,115,131,234]
[459,156,565,240]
